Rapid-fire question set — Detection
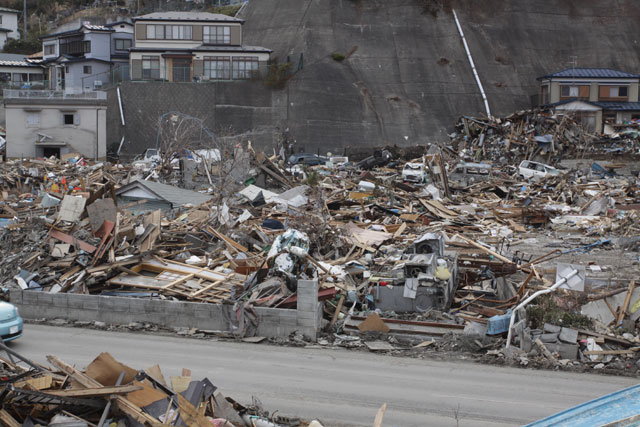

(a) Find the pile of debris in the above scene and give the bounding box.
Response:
[0,344,317,426]
[450,109,640,166]
[1,106,639,373]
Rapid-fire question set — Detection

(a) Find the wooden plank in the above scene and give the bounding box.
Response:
[330,294,345,328]
[616,280,636,326]
[163,273,195,289]
[0,409,21,427]
[49,229,97,253]
[142,258,229,282]
[190,280,224,297]
[208,226,248,253]
[583,349,636,356]
[46,356,164,427]
[47,384,143,397]
[373,403,387,427]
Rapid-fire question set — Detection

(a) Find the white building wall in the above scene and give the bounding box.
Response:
[0,12,19,39]
[6,103,107,159]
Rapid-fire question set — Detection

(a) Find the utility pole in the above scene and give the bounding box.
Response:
[22,0,27,39]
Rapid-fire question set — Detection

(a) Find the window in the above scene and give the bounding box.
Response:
[146,24,192,40]
[115,38,132,50]
[203,26,230,44]
[65,66,69,74]
[142,55,160,79]
[610,86,628,97]
[0,72,9,82]
[26,111,40,127]
[204,56,230,79]
[63,113,78,125]
[0,16,3,24]
[83,66,92,74]
[60,40,91,55]
[561,86,579,97]
[232,57,258,79]
[44,44,56,55]
[12,73,28,82]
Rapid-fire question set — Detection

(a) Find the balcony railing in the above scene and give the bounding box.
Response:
[3,89,107,100]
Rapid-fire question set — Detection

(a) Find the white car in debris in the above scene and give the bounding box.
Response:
[402,163,427,183]
[518,160,561,180]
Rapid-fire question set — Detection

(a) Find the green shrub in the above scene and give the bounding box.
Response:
[264,60,293,89]
[331,52,345,61]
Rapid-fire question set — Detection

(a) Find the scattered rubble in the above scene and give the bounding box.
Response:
[1,106,640,375]
[0,344,320,426]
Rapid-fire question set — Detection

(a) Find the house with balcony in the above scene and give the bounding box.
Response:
[130,11,271,82]
[538,68,640,132]
[0,7,20,50]
[41,21,134,92]
[3,90,107,159]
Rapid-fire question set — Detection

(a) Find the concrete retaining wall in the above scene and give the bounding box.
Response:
[10,280,322,341]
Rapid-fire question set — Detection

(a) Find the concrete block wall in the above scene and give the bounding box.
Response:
[10,280,322,341]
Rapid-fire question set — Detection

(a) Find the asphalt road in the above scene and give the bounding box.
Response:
[10,325,637,427]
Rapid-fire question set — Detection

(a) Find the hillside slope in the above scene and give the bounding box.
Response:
[241,0,640,152]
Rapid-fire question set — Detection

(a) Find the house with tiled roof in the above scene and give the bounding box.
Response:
[130,11,271,82]
[0,7,19,50]
[41,21,134,92]
[537,68,640,132]
[0,53,45,89]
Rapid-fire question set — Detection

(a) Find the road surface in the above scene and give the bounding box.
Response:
[10,325,637,427]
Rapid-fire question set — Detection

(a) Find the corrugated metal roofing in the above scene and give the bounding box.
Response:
[540,68,640,79]
[0,7,19,13]
[116,180,213,208]
[134,11,243,22]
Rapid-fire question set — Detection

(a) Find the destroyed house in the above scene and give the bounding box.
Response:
[537,68,640,132]
[116,179,213,212]
[41,21,134,92]
[130,11,271,82]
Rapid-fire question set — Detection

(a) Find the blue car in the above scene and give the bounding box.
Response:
[0,301,23,342]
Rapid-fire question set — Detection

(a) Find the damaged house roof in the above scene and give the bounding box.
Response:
[116,179,213,209]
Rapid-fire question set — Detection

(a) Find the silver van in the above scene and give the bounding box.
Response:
[448,162,492,187]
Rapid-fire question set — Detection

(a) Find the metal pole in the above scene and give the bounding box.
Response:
[97,371,124,426]
[452,9,491,117]
[505,269,578,348]
[23,0,27,39]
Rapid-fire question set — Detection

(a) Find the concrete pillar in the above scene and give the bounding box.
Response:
[550,82,560,103]
[629,83,639,102]
[589,83,598,102]
[296,279,321,341]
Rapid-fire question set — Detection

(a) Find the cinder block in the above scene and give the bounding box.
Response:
[9,291,22,304]
[66,295,85,309]
[297,317,318,328]
[22,291,38,304]
[83,297,99,310]
[37,293,54,304]
[195,308,212,319]
[52,295,68,308]
[110,299,131,313]
[128,299,147,313]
